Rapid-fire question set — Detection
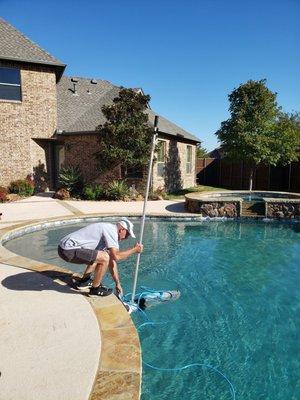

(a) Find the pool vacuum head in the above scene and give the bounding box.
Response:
[136,290,181,310]
[122,290,181,314]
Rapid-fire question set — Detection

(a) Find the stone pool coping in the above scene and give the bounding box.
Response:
[0,215,144,400]
[0,211,203,400]
[0,194,203,398]
[185,190,300,200]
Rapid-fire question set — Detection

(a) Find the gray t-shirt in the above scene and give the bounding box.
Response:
[59,222,119,251]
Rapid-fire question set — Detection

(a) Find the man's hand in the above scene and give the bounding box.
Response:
[115,282,123,298]
[134,243,143,253]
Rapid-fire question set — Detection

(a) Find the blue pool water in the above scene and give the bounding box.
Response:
[5,220,300,399]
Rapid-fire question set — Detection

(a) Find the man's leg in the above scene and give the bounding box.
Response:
[73,251,107,289]
[91,251,110,288]
[81,262,97,279]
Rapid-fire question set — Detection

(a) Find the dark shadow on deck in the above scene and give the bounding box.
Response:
[1,270,79,295]
[165,202,187,213]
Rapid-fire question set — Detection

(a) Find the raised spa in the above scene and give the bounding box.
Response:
[185,190,300,219]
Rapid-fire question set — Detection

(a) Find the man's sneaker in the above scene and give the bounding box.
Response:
[73,275,93,290]
[89,284,113,297]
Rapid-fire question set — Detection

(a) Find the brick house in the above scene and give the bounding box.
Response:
[0,18,200,192]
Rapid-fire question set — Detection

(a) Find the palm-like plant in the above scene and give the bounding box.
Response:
[105,180,130,200]
[58,166,83,197]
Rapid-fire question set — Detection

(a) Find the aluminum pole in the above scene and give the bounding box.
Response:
[288,163,292,192]
[131,116,159,303]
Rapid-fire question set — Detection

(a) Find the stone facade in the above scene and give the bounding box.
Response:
[185,198,240,217]
[1,19,199,193]
[152,138,196,192]
[1,65,197,192]
[266,201,300,219]
[58,134,196,192]
[0,61,57,187]
[185,194,300,219]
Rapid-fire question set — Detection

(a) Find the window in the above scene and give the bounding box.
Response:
[157,140,166,177]
[0,67,22,101]
[186,145,192,174]
[121,165,143,179]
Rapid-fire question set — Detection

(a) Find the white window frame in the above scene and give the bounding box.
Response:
[157,140,166,177]
[186,145,193,174]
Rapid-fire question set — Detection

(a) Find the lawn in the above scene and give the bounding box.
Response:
[165,185,226,200]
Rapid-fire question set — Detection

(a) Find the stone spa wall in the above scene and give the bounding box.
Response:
[266,200,300,219]
[185,198,241,218]
[185,194,300,219]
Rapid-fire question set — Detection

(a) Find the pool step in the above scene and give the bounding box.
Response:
[241,201,265,217]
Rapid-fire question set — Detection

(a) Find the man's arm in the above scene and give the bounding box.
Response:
[108,259,123,297]
[109,243,143,262]
[108,244,143,297]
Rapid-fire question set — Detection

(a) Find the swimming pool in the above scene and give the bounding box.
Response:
[5,219,300,399]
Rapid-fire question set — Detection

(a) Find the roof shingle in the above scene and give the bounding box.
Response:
[0,18,65,78]
[57,77,200,142]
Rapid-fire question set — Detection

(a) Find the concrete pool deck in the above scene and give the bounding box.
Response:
[0,195,197,400]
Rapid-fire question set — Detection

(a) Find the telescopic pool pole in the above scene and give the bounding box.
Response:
[131,115,159,303]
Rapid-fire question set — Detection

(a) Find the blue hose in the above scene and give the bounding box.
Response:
[121,287,237,400]
[143,361,235,399]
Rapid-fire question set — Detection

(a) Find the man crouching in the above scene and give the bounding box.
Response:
[58,218,143,297]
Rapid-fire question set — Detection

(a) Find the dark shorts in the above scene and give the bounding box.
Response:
[58,245,98,265]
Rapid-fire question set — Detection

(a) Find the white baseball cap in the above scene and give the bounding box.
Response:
[118,218,136,238]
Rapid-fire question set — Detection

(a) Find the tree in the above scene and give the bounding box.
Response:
[276,112,300,160]
[95,88,153,174]
[196,143,208,158]
[216,79,300,190]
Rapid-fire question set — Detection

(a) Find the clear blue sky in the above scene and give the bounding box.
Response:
[1,0,299,151]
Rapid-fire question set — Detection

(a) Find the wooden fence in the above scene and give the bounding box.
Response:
[197,158,300,193]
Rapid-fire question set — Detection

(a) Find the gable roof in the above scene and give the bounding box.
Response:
[0,18,65,80]
[207,147,224,159]
[57,76,200,143]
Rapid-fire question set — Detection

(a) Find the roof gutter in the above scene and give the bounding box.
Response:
[56,129,200,144]
[0,56,66,81]
[158,130,201,144]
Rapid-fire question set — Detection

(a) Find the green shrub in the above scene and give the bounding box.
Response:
[0,186,8,202]
[105,180,130,200]
[9,180,34,197]
[59,166,83,197]
[83,184,104,200]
